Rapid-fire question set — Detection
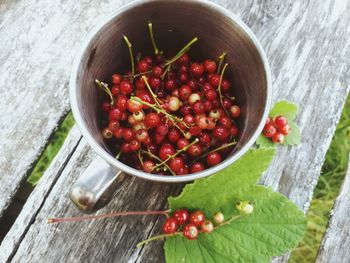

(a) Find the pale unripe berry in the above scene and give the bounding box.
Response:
[168,96,180,111]
[209,109,221,120]
[189,93,201,105]
[213,212,224,224]
[236,201,254,215]
[201,220,214,233]
[133,122,146,131]
[128,115,138,125]
[102,127,113,139]
[133,110,145,121]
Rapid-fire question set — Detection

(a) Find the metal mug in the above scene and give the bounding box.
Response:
[69,0,271,213]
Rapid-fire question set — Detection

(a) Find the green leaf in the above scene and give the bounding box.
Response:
[165,148,307,263]
[283,120,301,146]
[168,148,276,217]
[269,100,298,120]
[256,134,276,148]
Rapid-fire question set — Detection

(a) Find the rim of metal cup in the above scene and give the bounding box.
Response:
[69,0,272,183]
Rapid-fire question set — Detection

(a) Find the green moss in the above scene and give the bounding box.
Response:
[26,112,75,186]
[289,94,350,262]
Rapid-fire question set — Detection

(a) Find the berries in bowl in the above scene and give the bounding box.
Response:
[97,25,241,176]
[70,0,271,183]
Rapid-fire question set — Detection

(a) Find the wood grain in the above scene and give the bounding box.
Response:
[0,0,350,262]
[0,0,130,218]
[315,157,350,263]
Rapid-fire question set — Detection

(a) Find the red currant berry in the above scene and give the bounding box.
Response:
[168,128,181,142]
[156,124,169,136]
[184,114,195,125]
[127,99,143,113]
[108,120,120,132]
[274,116,288,128]
[205,89,217,101]
[188,144,203,157]
[181,105,193,115]
[212,126,230,141]
[177,138,189,150]
[179,85,192,100]
[230,105,241,118]
[221,79,231,91]
[176,165,189,175]
[206,151,222,166]
[159,144,176,160]
[263,123,277,138]
[183,223,199,240]
[199,132,211,145]
[113,127,123,139]
[137,59,150,73]
[144,56,153,65]
[120,142,131,153]
[189,126,202,136]
[193,101,206,115]
[201,220,214,233]
[272,132,285,144]
[222,97,232,109]
[190,162,205,173]
[111,85,120,96]
[209,74,220,87]
[219,116,232,129]
[169,157,185,172]
[230,125,238,137]
[179,72,188,83]
[196,115,209,130]
[122,128,135,141]
[145,113,160,128]
[162,217,178,234]
[129,139,141,151]
[168,96,180,111]
[152,66,163,77]
[111,74,122,85]
[143,160,155,173]
[116,94,128,111]
[149,76,161,89]
[109,108,123,121]
[120,80,133,95]
[189,210,205,227]
[190,62,204,77]
[279,124,291,135]
[135,77,146,90]
[173,209,189,225]
[165,79,177,90]
[177,53,189,64]
[204,59,217,74]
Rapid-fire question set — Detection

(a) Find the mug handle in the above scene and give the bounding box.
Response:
[70,156,124,213]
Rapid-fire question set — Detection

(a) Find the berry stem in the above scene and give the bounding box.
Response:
[136,232,182,247]
[192,140,237,163]
[137,214,243,247]
[130,97,188,134]
[47,210,170,224]
[164,37,198,66]
[123,35,135,80]
[142,76,162,107]
[116,150,122,160]
[95,79,114,105]
[218,62,229,115]
[133,70,152,78]
[155,138,199,168]
[217,52,227,74]
[140,149,176,175]
[148,22,162,55]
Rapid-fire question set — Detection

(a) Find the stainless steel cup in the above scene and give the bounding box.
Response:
[69,0,271,213]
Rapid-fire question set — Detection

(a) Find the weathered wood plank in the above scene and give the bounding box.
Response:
[0,0,130,218]
[315,156,350,263]
[1,0,350,262]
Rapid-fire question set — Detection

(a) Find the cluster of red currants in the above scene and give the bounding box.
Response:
[162,209,222,240]
[262,116,291,143]
[98,25,240,175]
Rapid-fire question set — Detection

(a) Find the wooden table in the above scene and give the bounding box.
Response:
[1,0,349,262]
